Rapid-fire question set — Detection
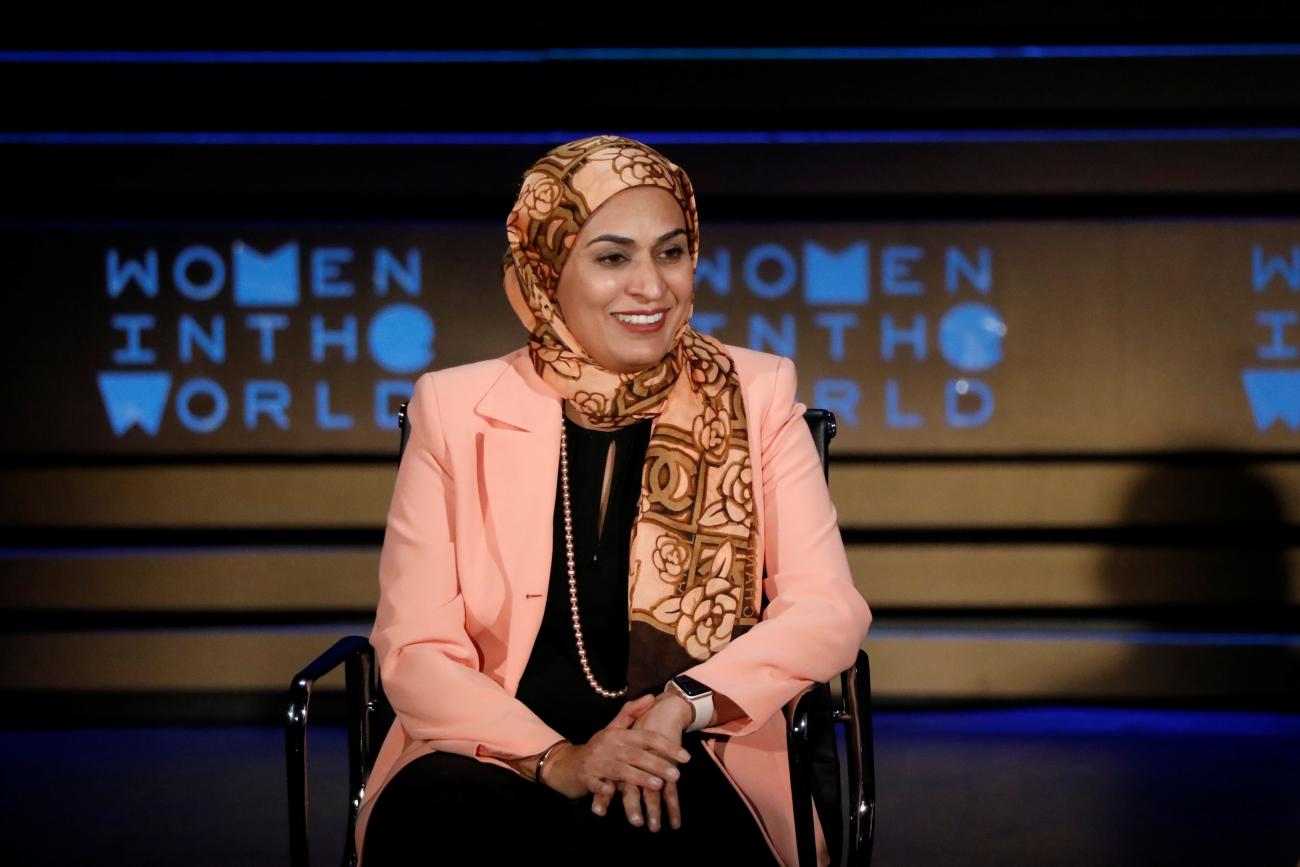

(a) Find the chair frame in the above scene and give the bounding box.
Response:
[287,405,875,867]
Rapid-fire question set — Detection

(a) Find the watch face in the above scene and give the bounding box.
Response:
[672,675,713,698]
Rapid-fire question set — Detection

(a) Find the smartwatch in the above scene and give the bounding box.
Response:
[667,674,715,732]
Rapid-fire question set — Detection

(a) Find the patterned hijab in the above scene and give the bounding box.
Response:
[502,134,759,699]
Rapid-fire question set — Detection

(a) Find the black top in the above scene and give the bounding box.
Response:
[514,413,653,745]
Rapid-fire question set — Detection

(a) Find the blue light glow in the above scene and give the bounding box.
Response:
[868,627,1300,646]
[5,128,1300,146]
[874,706,1300,736]
[3,45,1300,63]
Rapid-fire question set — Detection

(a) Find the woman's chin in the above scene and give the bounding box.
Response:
[608,345,671,372]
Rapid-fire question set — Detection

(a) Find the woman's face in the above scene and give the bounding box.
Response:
[555,185,694,373]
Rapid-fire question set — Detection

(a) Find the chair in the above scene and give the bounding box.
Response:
[287,404,876,867]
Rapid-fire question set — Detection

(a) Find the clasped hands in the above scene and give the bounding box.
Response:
[538,690,695,832]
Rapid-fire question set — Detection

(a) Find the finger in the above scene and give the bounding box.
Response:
[642,778,663,832]
[590,742,662,790]
[663,778,681,830]
[591,778,616,817]
[631,730,692,764]
[621,781,643,828]
[609,694,656,729]
[608,698,645,729]
[625,694,657,720]
[619,742,688,787]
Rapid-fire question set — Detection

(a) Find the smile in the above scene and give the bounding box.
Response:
[612,311,665,325]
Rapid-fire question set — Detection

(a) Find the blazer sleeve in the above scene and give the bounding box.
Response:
[370,372,566,772]
[680,354,873,738]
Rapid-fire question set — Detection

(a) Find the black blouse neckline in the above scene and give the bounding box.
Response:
[563,413,653,440]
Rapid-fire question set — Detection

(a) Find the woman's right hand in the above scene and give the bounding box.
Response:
[539,694,691,802]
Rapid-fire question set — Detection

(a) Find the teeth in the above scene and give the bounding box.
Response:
[613,311,664,325]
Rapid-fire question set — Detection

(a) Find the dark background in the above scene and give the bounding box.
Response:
[2,14,1299,866]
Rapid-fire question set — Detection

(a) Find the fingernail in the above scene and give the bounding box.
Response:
[592,805,604,816]
[649,819,659,832]
[632,814,642,825]
[678,751,690,761]
[650,777,662,788]
[666,768,679,780]
[671,819,680,830]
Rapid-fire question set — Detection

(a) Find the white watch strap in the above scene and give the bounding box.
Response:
[687,691,714,732]
[673,681,714,732]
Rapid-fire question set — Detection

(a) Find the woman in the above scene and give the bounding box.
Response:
[355,135,872,867]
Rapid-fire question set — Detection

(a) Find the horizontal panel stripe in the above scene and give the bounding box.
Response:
[0,612,376,630]
[0,530,382,547]
[0,629,356,691]
[8,449,1300,469]
[1,530,1295,550]
[7,463,1300,528]
[868,627,1300,646]
[5,46,1300,63]
[841,527,1300,545]
[847,545,1300,606]
[872,706,1300,735]
[9,194,1300,234]
[0,466,396,527]
[2,545,1298,612]
[2,630,1294,699]
[828,463,1300,527]
[0,548,379,610]
[4,607,1296,633]
[866,636,1298,699]
[7,128,1300,147]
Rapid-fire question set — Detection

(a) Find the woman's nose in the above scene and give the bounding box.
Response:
[628,255,669,298]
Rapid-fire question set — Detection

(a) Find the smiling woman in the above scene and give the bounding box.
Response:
[353,134,870,867]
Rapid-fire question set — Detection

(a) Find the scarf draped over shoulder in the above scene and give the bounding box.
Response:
[501,134,759,698]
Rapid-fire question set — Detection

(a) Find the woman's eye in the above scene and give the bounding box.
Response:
[598,247,683,265]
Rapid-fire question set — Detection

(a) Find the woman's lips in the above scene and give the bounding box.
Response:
[611,310,667,333]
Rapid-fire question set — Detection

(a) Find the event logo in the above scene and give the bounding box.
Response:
[1245,244,1300,432]
[98,241,430,437]
[694,240,1005,429]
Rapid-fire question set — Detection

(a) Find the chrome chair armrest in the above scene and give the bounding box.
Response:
[286,635,376,867]
[841,649,875,867]
[788,679,833,867]
[786,648,875,867]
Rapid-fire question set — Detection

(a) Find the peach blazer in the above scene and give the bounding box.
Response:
[354,343,872,867]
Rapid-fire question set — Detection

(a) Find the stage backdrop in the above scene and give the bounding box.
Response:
[4,219,1300,455]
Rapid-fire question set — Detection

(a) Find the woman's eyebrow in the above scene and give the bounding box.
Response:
[586,227,687,248]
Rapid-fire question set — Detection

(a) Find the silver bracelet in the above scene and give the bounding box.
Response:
[534,739,568,784]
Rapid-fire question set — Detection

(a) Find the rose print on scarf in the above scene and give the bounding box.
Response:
[650,540,743,660]
[652,534,691,585]
[521,173,564,220]
[692,402,733,464]
[699,457,754,529]
[572,390,610,420]
[589,146,677,191]
[533,343,582,380]
[681,329,730,398]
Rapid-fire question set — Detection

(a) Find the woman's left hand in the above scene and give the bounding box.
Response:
[591,689,693,831]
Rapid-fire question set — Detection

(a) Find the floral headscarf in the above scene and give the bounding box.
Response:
[502,134,759,698]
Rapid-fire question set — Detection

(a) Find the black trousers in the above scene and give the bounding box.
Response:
[361,729,781,866]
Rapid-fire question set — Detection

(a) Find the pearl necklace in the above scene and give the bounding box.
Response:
[559,417,628,699]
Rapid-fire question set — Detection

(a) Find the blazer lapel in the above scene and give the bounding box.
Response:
[474,349,563,688]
